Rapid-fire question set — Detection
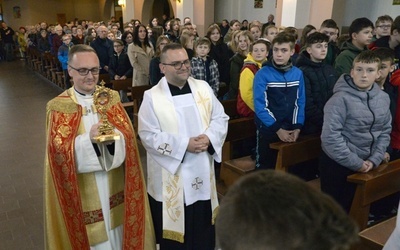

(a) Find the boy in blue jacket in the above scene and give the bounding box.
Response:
[253,32,306,170]
[58,34,73,88]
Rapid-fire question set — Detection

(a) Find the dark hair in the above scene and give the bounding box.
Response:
[320,19,338,29]
[353,50,381,69]
[160,43,184,62]
[299,24,316,48]
[216,170,359,250]
[373,47,395,65]
[392,15,400,34]
[149,17,159,28]
[229,19,240,28]
[132,19,141,25]
[113,39,124,47]
[132,24,151,48]
[305,32,329,48]
[348,17,374,36]
[272,32,296,49]
[121,31,133,45]
[152,26,164,43]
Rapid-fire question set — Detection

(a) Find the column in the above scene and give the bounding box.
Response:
[121,0,135,23]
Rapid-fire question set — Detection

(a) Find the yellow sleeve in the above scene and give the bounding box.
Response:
[239,68,255,111]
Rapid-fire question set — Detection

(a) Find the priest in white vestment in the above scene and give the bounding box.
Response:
[138,43,228,249]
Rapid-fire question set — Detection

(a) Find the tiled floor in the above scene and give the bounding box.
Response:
[0,59,63,249]
[0,60,147,249]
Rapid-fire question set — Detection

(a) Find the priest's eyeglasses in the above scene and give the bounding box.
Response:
[162,59,191,70]
[68,65,101,76]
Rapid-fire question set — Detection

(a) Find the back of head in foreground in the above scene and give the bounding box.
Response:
[216,170,359,250]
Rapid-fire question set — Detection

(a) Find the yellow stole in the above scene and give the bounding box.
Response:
[44,88,155,249]
[150,77,219,243]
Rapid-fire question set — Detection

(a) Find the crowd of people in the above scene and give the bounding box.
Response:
[4,11,398,249]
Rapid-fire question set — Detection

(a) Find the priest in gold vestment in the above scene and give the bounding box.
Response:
[44,45,155,250]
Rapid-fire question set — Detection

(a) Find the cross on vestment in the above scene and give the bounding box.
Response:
[191,177,203,190]
[157,143,172,155]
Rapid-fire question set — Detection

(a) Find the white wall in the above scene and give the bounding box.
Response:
[214,0,275,25]
[215,0,400,31]
[295,0,311,28]
[340,0,400,27]
[281,0,297,27]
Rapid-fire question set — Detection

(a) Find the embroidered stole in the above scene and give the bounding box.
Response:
[150,77,219,243]
[45,88,151,249]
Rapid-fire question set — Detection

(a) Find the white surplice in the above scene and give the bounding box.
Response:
[73,90,126,250]
[138,77,228,205]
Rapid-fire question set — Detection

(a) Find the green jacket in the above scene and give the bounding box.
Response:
[334,40,367,76]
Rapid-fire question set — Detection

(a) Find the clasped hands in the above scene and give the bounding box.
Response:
[276,128,300,142]
[187,134,210,153]
[358,160,374,173]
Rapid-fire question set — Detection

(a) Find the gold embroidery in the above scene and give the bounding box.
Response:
[47,97,79,113]
[196,90,211,111]
[58,124,72,138]
[163,230,184,243]
[195,90,212,129]
[165,174,182,222]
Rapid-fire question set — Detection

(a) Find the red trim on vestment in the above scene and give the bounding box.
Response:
[48,106,90,250]
[107,103,146,250]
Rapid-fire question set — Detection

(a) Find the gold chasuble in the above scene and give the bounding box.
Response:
[44,88,155,250]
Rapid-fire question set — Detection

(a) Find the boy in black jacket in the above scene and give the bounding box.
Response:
[296,32,337,135]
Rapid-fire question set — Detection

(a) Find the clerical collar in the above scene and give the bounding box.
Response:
[168,82,191,96]
[74,87,94,96]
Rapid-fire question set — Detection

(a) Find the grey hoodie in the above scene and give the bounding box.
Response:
[321,74,391,171]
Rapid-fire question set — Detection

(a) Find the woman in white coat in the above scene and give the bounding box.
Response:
[128,24,154,86]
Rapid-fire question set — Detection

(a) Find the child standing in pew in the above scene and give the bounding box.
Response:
[373,48,398,161]
[253,32,306,170]
[296,32,337,135]
[320,50,392,213]
[237,39,270,117]
[191,37,220,96]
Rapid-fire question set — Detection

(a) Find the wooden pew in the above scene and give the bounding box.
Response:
[347,160,400,231]
[42,52,54,81]
[131,85,152,136]
[217,100,256,197]
[110,78,134,109]
[219,117,256,188]
[220,99,251,163]
[269,134,321,172]
[356,216,396,250]
[98,74,110,86]
[221,134,321,189]
[221,99,240,119]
